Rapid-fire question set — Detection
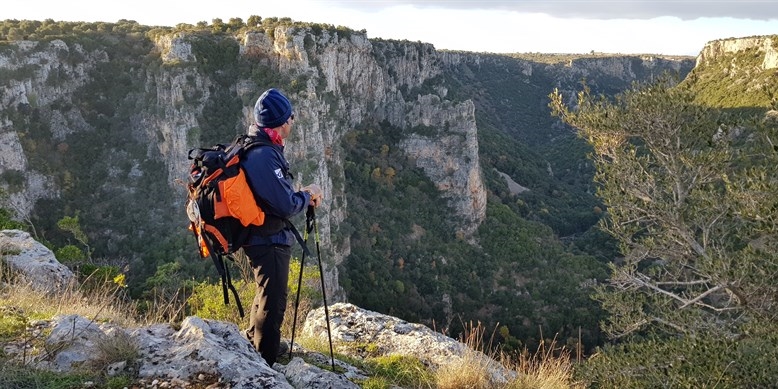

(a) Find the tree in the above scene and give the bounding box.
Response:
[57,214,92,260]
[550,77,778,339]
[227,18,244,32]
[247,15,262,27]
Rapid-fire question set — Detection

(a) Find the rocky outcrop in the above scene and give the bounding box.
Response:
[0,229,74,292]
[155,33,196,63]
[1,231,511,387]
[497,170,530,195]
[696,36,778,70]
[303,303,513,383]
[277,357,361,389]
[27,314,292,388]
[399,98,486,236]
[3,304,510,388]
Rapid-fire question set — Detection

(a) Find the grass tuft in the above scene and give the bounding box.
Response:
[434,321,499,389]
[504,336,580,389]
[91,329,140,371]
[434,321,581,389]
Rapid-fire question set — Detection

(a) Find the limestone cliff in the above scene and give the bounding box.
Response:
[0,22,700,306]
[696,35,778,70]
[683,35,777,108]
[0,40,106,220]
[0,26,486,301]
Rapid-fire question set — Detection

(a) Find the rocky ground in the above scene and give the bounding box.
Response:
[1,229,511,388]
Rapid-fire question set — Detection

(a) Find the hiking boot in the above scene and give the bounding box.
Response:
[278,339,290,357]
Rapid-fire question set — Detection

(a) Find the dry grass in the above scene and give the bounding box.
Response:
[434,321,503,389]
[434,321,581,389]
[0,264,144,330]
[503,337,581,389]
[141,286,193,325]
[90,328,140,371]
[282,294,313,340]
[0,263,141,387]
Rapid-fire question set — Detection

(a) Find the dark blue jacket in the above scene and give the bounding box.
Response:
[241,125,311,246]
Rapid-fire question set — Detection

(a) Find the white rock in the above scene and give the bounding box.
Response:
[0,229,75,292]
[303,303,513,384]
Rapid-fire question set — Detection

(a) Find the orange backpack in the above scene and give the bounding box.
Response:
[187,135,269,257]
[186,134,271,316]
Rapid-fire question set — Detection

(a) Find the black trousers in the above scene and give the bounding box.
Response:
[243,244,291,366]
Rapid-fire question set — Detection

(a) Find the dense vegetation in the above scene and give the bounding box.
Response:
[339,121,608,352]
[551,67,778,385]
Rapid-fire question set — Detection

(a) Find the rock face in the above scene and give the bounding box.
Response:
[0,24,699,303]
[0,229,74,292]
[277,357,361,389]
[131,316,291,388]
[0,39,100,220]
[0,27,489,301]
[32,314,292,388]
[399,97,486,236]
[696,36,778,69]
[235,28,488,248]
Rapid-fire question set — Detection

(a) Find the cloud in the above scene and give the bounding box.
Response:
[333,0,778,21]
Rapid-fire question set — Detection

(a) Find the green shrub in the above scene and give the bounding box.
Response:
[0,306,27,341]
[55,244,86,263]
[79,264,122,286]
[358,376,394,389]
[366,354,434,388]
[105,375,133,389]
[575,331,778,388]
[186,279,253,325]
[0,207,25,230]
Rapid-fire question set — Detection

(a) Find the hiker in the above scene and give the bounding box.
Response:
[241,88,323,365]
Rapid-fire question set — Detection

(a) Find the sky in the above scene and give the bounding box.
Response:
[4,0,778,56]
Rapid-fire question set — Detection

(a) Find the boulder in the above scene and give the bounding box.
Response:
[36,314,292,388]
[0,229,75,292]
[276,357,360,389]
[303,302,512,383]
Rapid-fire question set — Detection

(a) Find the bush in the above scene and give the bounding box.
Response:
[55,244,86,263]
[365,354,434,388]
[186,279,253,325]
[0,208,25,230]
[575,331,778,387]
[186,256,323,329]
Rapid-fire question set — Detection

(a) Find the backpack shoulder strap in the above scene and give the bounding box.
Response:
[243,136,274,151]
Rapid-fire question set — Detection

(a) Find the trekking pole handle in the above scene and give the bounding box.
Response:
[306,205,315,233]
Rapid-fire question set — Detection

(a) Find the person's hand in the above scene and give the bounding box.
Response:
[302,184,323,207]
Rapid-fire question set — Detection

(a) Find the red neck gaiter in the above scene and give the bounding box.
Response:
[263,127,284,145]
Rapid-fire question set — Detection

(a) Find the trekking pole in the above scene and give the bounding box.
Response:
[309,206,336,371]
[288,210,314,360]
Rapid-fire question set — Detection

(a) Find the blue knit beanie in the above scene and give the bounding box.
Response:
[254,88,292,128]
